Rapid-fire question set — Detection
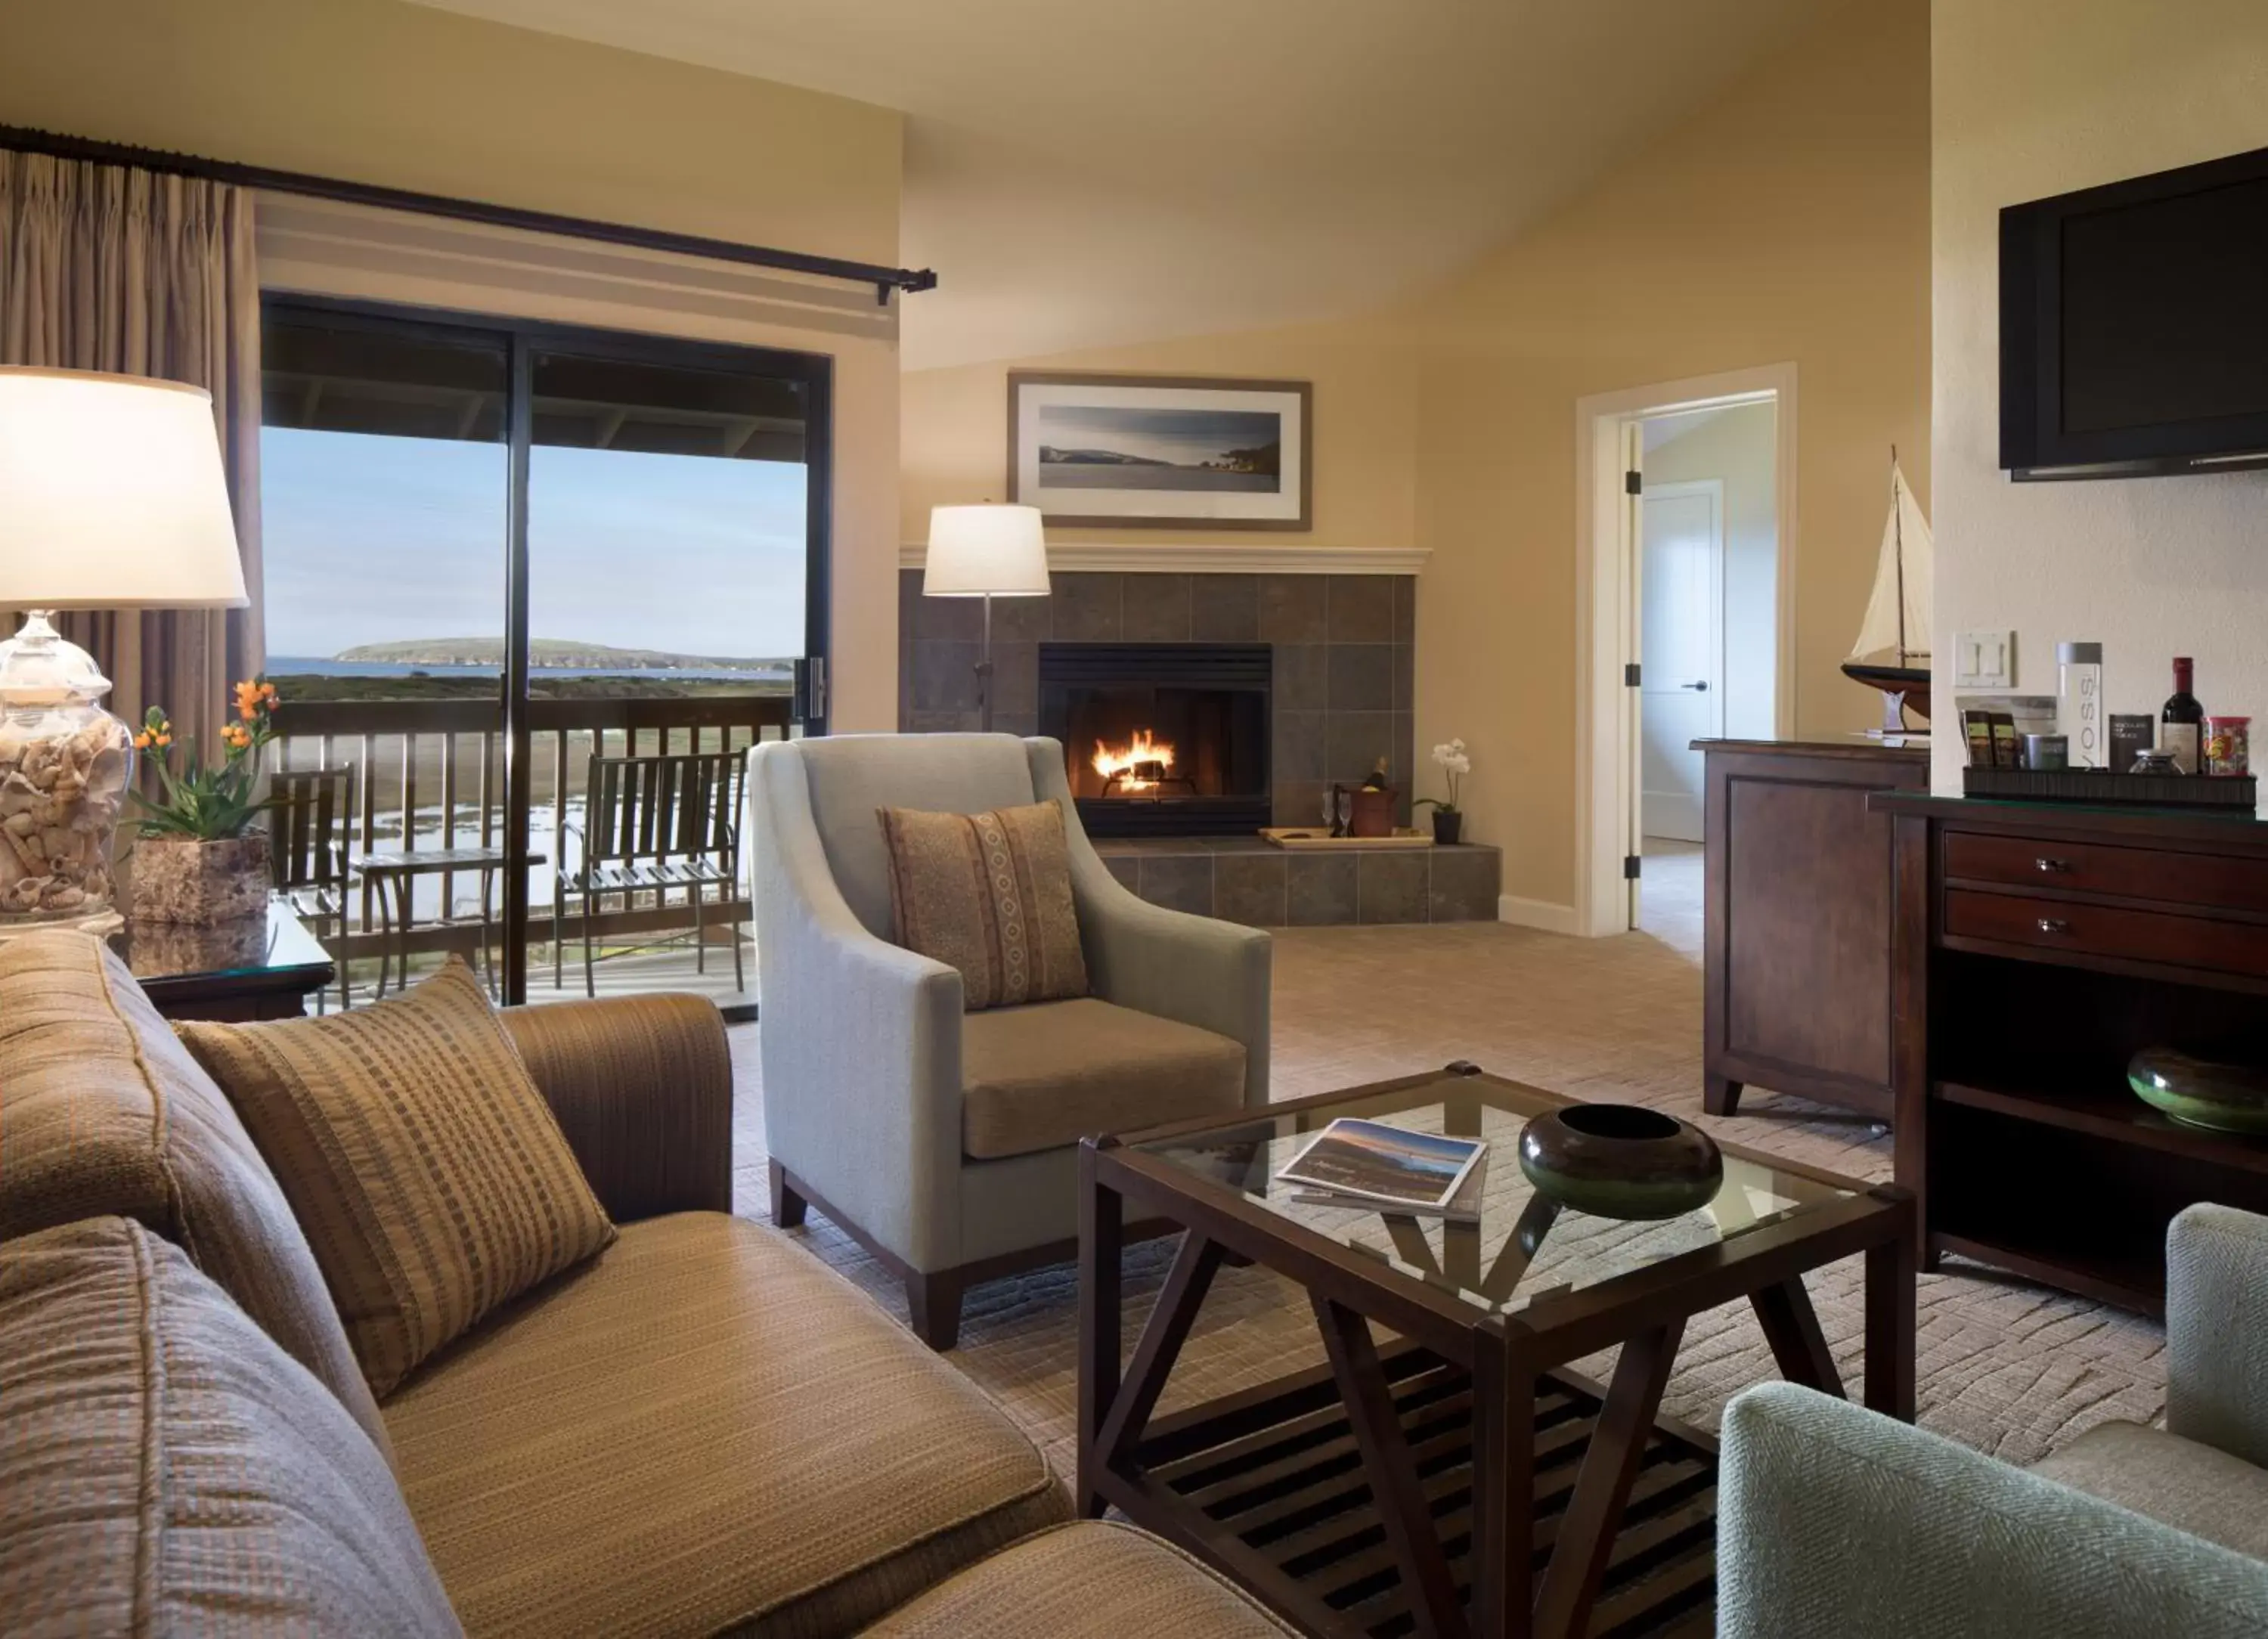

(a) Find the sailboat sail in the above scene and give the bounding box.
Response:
[1846,460,1932,666]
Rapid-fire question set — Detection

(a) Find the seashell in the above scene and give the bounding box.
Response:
[41,883,84,910]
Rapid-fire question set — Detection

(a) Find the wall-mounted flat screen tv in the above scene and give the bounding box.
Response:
[2002,144,2268,480]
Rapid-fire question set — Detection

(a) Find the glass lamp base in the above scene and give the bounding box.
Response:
[0,610,135,925]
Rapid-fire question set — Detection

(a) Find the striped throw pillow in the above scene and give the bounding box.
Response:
[178,958,615,1397]
[878,801,1089,1011]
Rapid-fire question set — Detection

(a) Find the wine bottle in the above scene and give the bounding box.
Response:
[2161,656,2204,774]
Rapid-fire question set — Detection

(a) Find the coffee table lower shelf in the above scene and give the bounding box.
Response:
[1109,1343,1718,1639]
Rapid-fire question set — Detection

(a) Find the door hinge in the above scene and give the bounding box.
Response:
[1624,854,1643,881]
[1625,661,1641,687]
[1625,469,1643,495]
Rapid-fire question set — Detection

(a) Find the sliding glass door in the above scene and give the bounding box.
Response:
[259,298,829,1011]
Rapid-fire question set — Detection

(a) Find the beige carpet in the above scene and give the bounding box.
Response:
[727,919,2165,1484]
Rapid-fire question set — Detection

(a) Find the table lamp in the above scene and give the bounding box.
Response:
[0,366,249,931]
[923,503,1050,733]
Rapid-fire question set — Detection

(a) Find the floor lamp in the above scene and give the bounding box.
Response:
[923,504,1051,733]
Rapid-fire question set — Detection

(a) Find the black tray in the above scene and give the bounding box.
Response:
[1963,766,2257,810]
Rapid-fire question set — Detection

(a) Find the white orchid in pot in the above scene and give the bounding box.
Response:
[1417,739,1471,844]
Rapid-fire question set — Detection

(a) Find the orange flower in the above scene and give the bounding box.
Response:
[151,733,171,749]
[235,679,265,721]
[221,723,251,750]
[133,730,153,750]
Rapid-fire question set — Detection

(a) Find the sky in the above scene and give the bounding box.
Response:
[261,427,809,660]
[1035,404,1281,466]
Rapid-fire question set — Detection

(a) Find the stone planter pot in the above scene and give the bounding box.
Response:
[132,834,271,927]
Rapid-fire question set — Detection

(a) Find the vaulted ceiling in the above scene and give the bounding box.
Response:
[411,0,1838,370]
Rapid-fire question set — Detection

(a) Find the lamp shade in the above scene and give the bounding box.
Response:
[0,367,247,610]
[924,503,1049,597]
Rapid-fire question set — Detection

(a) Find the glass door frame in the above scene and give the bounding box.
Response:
[260,293,834,1005]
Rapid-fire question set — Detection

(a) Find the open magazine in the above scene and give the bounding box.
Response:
[1275,1117,1488,1219]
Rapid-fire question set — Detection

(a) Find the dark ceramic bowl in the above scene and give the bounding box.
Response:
[2130,1047,2268,1136]
[1517,1104,1724,1221]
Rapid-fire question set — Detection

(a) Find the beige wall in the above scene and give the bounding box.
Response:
[0,0,909,729]
[1410,0,1931,909]
[1930,0,2268,798]
[901,321,1417,548]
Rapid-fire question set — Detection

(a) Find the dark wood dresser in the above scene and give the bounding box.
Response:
[1696,739,1929,1122]
[1872,793,2268,1315]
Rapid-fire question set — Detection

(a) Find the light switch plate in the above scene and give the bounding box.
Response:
[1954,629,2015,690]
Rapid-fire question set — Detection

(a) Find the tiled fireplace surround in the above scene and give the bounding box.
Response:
[897,568,1501,926]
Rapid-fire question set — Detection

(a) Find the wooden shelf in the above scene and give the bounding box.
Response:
[1932,1228,2164,1317]
[1934,1077,2268,1177]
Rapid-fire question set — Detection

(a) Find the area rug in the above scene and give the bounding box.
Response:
[727,919,2165,1484]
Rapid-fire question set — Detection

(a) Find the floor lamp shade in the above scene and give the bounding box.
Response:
[924,504,1050,597]
[0,367,249,931]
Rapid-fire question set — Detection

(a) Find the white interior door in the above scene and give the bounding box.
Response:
[1639,481,1724,843]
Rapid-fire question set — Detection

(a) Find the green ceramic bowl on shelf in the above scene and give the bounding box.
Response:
[2128,1048,2268,1136]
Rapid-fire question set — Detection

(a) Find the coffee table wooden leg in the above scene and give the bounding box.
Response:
[1092,1231,1226,1469]
[1751,1275,1846,1399]
[1077,1146,1124,1520]
[1530,1319,1684,1639]
[1312,1295,1466,1639]
[1472,1331,1537,1639]
[1866,1229,1918,1422]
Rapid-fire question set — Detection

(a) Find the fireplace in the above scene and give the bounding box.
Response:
[1038,643,1271,837]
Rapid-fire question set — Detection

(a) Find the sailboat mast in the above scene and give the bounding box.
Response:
[1890,445,1907,662]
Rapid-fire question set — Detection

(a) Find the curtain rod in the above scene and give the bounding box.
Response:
[0,122,937,307]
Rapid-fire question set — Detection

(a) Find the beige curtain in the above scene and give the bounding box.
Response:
[0,150,262,754]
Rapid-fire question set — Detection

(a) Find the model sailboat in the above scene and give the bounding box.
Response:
[1842,450,1933,732]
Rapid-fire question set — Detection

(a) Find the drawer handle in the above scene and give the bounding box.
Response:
[2035,857,2073,874]
[2037,917,2071,935]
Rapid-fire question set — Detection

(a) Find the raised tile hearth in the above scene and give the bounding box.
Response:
[1095,835,1500,927]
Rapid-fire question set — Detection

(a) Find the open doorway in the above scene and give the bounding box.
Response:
[1574,365,1796,940]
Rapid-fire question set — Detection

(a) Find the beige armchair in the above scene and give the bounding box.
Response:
[749,733,1271,1348]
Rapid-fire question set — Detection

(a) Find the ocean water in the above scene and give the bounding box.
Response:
[1036,466,1278,493]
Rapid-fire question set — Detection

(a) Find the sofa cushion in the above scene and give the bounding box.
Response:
[855,1521,1297,1637]
[2029,1419,2268,1559]
[962,996,1247,1159]
[383,1213,1068,1638]
[880,799,1089,1010]
[0,928,393,1462]
[0,1216,460,1638]
[179,958,617,1398]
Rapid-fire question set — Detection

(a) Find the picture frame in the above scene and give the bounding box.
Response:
[1006,370,1312,530]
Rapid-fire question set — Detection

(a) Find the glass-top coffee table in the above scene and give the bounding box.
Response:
[1077,1063,1914,1639]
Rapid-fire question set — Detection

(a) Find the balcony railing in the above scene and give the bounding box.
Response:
[267,693,792,983]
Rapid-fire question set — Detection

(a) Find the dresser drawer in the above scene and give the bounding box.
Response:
[1944,887,2268,978]
[1942,829,2268,916]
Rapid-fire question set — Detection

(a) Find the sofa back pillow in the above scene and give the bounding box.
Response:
[0,1216,462,1637]
[178,959,617,1397]
[0,930,394,1463]
[878,800,1090,1011]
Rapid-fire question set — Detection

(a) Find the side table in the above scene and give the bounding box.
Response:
[108,899,337,1022]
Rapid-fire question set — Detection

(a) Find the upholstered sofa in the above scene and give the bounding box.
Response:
[751,733,1270,1348]
[0,931,1291,1638]
[1718,1202,2268,1637]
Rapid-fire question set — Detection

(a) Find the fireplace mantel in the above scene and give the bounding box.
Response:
[897,543,1427,575]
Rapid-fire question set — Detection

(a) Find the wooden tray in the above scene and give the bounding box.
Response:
[1261,827,1433,850]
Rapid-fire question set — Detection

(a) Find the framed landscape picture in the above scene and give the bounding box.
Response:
[1007,371,1312,530]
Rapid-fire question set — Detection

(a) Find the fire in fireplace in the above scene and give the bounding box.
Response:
[1039,643,1271,837]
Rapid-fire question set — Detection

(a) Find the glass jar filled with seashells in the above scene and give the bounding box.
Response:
[0,611,134,929]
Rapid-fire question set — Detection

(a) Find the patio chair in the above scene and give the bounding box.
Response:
[266,764,355,1012]
[557,751,748,997]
